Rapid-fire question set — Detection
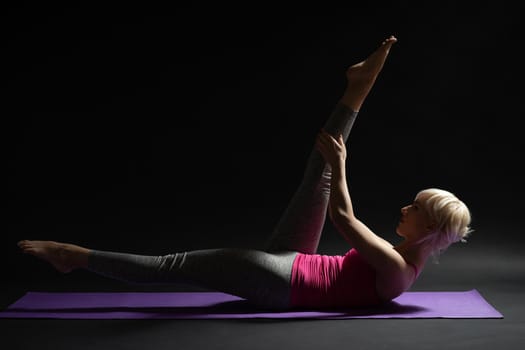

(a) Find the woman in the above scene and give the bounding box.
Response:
[17,35,472,310]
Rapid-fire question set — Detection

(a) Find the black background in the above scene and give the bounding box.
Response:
[3,4,525,350]
[4,3,524,288]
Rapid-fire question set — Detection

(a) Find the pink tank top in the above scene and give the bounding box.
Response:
[289,248,382,309]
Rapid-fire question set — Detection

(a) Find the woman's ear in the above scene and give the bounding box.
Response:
[426,222,437,233]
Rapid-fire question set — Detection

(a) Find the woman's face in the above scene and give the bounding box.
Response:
[396,193,434,241]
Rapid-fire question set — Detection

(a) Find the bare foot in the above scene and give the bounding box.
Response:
[17,240,90,273]
[346,36,397,82]
[341,35,397,110]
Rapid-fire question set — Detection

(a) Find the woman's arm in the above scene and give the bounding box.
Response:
[315,130,404,273]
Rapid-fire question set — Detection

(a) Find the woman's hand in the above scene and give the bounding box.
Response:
[315,129,347,167]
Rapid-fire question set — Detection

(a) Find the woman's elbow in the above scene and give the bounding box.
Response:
[330,210,356,225]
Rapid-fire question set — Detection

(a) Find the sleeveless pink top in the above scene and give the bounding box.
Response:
[289,248,382,309]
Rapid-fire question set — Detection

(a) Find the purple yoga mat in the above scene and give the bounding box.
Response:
[0,289,503,319]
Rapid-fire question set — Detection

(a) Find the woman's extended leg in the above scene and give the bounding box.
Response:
[17,240,297,309]
[264,36,397,254]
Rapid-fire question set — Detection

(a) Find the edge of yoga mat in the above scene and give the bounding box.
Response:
[0,289,504,319]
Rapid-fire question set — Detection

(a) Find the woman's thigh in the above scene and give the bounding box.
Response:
[177,248,298,309]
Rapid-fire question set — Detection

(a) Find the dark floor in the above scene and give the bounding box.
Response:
[2,225,524,350]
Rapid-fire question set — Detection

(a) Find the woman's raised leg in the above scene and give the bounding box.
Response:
[264,36,397,254]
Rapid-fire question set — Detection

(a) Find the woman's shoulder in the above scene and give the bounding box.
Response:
[375,252,419,301]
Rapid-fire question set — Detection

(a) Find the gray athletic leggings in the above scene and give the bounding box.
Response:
[88,103,358,309]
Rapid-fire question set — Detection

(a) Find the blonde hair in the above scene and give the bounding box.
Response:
[416,188,473,260]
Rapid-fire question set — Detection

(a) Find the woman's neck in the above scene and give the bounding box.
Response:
[394,239,433,269]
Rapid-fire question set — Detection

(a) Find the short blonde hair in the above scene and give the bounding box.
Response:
[417,188,473,259]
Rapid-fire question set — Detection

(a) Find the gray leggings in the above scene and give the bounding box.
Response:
[88,103,358,309]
